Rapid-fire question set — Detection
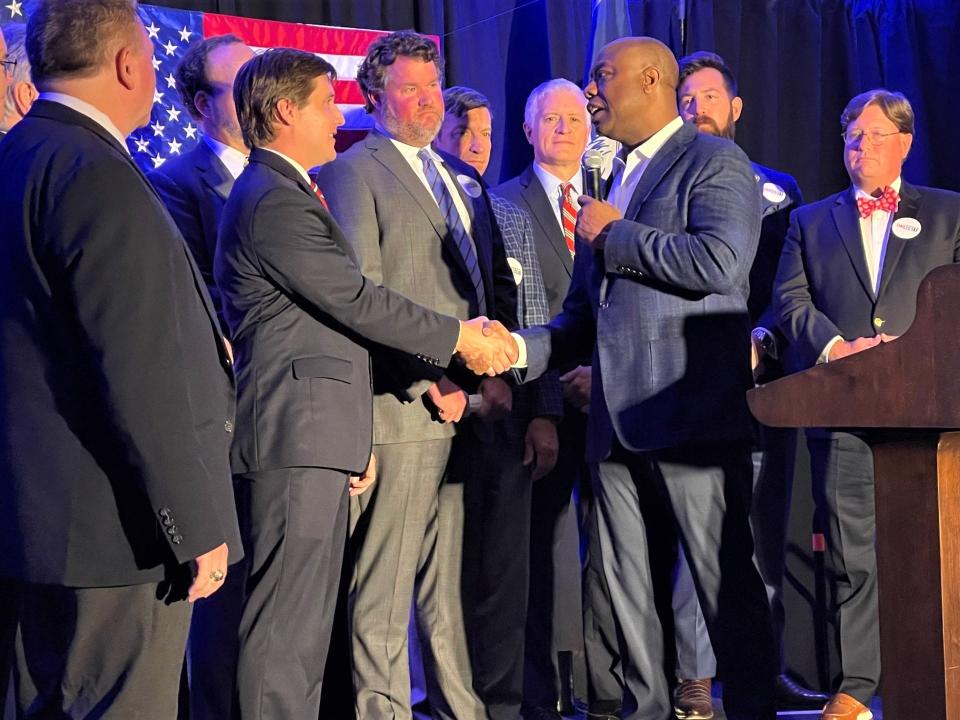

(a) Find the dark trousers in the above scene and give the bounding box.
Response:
[13,581,192,719]
[235,466,349,720]
[0,580,18,719]
[807,431,879,705]
[458,419,533,720]
[523,409,586,710]
[595,442,776,720]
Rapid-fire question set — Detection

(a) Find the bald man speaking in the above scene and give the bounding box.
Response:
[513,37,776,720]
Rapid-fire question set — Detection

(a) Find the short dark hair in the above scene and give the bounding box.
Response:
[27,0,141,86]
[442,85,490,120]
[840,88,914,136]
[233,48,337,149]
[356,30,444,113]
[175,34,244,121]
[677,51,738,97]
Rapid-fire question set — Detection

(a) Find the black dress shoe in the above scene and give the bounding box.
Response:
[775,673,830,710]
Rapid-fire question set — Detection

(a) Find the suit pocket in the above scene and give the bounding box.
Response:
[291,355,353,383]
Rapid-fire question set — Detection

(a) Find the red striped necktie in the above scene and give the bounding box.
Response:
[560,182,577,257]
[310,180,330,211]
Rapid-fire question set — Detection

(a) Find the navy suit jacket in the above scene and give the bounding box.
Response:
[149,139,235,333]
[521,122,761,459]
[774,181,960,372]
[215,148,460,475]
[0,100,241,585]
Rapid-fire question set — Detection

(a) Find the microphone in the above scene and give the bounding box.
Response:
[582,149,604,200]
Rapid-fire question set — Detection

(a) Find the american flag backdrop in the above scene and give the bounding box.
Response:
[1,3,437,171]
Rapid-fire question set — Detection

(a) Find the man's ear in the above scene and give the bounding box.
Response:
[13,80,37,117]
[115,44,137,91]
[274,97,297,126]
[731,96,743,122]
[642,66,661,94]
[522,121,534,145]
[194,90,212,120]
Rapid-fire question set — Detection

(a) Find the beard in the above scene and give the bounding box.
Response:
[382,102,444,147]
[693,111,736,141]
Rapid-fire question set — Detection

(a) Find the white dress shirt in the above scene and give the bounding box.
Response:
[531,162,582,231]
[261,147,313,186]
[203,134,248,180]
[39,92,128,152]
[606,115,684,214]
[819,176,902,363]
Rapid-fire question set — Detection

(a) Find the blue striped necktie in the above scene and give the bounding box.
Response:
[417,149,486,315]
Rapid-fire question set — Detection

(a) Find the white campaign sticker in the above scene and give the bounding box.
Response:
[892,217,921,239]
[507,257,524,285]
[456,174,483,198]
[762,182,787,204]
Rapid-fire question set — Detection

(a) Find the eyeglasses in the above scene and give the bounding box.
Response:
[0,59,15,75]
[842,128,902,146]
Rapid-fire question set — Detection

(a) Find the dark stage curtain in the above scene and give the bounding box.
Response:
[148,0,958,198]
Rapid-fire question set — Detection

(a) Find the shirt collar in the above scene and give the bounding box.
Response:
[39,91,129,152]
[260,147,313,186]
[202,134,248,180]
[612,115,685,176]
[532,161,583,198]
[854,176,902,201]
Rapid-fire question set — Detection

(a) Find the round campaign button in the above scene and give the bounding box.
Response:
[892,217,921,239]
[457,174,483,198]
[762,182,787,204]
[507,257,524,285]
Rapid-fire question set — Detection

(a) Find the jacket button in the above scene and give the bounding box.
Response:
[171,534,183,544]
[159,507,171,520]
[224,420,234,433]
[166,525,178,536]
[162,517,174,527]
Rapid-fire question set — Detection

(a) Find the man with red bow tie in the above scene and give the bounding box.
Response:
[774,89,960,720]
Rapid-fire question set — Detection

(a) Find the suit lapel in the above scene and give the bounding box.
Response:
[831,191,875,299]
[876,183,921,299]
[195,141,235,202]
[520,165,573,275]
[623,125,694,221]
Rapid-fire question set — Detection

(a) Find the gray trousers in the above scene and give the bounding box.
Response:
[13,581,192,719]
[595,443,775,720]
[808,432,879,705]
[350,439,484,720]
[672,425,798,679]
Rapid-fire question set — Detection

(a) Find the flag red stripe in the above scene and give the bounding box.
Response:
[334,80,366,105]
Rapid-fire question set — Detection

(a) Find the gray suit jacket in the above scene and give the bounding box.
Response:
[315,130,517,445]
[215,148,460,474]
[521,123,761,460]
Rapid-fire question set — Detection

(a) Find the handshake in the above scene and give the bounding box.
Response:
[455,317,520,376]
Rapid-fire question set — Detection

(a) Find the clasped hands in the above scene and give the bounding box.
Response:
[456,316,518,376]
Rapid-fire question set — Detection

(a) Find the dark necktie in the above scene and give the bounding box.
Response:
[417,149,486,315]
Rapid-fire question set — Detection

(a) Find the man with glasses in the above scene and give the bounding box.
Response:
[773,88,960,720]
[0,29,10,137]
[1,23,36,132]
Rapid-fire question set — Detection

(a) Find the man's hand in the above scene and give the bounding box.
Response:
[524,417,559,481]
[828,336,883,362]
[457,316,519,376]
[349,453,377,497]
[475,377,513,422]
[576,196,623,249]
[189,542,229,603]
[750,335,766,381]
[425,376,468,423]
[559,365,592,411]
[223,336,234,365]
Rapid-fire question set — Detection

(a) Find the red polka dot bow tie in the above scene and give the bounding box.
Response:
[856,186,899,218]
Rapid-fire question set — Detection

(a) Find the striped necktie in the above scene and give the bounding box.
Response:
[417,149,486,315]
[560,182,577,257]
[310,180,330,211]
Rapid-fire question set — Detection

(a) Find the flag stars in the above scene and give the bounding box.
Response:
[165,105,182,123]
[5,0,23,17]
[153,89,164,105]
[167,138,183,155]
[183,124,198,140]
[162,40,178,56]
[178,26,192,43]
[134,137,151,154]
[151,56,162,71]
[150,120,166,137]
[165,73,177,89]
[151,154,166,169]
[145,22,160,39]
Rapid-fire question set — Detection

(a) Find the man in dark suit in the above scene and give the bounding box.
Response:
[215,48,514,720]
[774,89,960,720]
[149,34,254,334]
[435,85,563,720]
[315,31,518,720]
[667,50,826,718]
[0,2,242,717]
[495,78,622,720]
[515,37,776,720]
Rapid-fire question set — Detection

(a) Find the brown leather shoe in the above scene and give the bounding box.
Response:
[821,693,873,720]
[673,678,714,719]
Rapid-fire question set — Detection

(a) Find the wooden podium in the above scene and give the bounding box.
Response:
[747,264,960,720]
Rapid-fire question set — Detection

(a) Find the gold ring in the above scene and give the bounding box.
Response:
[209,569,225,582]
